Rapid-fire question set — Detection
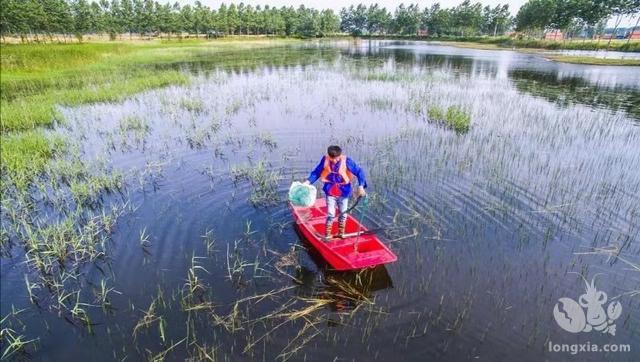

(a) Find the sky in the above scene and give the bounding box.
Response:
[176,1,637,28]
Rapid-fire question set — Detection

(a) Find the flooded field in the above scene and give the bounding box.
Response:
[1,40,639,361]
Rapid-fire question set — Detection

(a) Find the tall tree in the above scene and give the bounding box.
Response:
[367,4,391,34]
[515,0,556,34]
[319,9,339,36]
[71,0,93,40]
[120,0,134,38]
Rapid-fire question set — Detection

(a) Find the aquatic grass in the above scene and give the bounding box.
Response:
[180,98,205,113]
[575,245,640,297]
[231,160,282,206]
[133,299,161,338]
[0,327,39,360]
[201,229,216,255]
[353,71,416,82]
[225,99,243,115]
[427,105,445,120]
[0,99,62,130]
[444,106,471,133]
[11,196,126,322]
[427,105,471,133]
[226,239,251,283]
[367,97,394,111]
[0,131,62,192]
[146,337,188,362]
[94,279,121,308]
[119,116,149,133]
[185,126,214,149]
[184,255,209,297]
[253,132,278,149]
[0,307,39,359]
[69,292,96,332]
[139,227,151,247]
[69,174,123,206]
[48,158,88,184]
[191,343,219,361]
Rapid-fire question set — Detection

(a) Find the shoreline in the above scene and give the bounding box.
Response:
[358,35,640,52]
[355,37,640,66]
[433,41,640,66]
[4,35,638,66]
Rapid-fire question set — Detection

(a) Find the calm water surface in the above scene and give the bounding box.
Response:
[1,40,639,361]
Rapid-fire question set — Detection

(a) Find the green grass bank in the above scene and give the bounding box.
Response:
[0,38,301,191]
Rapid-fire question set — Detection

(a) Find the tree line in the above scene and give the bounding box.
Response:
[1,1,638,42]
[515,0,640,38]
[0,0,515,41]
[0,0,341,40]
[340,1,511,37]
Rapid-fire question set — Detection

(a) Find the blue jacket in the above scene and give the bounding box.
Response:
[307,156,367,198]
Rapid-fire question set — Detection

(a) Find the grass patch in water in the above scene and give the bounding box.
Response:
[544,55,640,66]
[231,160,281,206]
[427,105,471,133]
[119,116,149,133]
[367,97,394,111]
[69,174,123,206]
[180,98,205,113]
[0,131,63,191]
[352,70,417,82]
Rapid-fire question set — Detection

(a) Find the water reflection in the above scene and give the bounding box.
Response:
[147,40,640,121]
[509,69,640,120]
[338,40,640,120]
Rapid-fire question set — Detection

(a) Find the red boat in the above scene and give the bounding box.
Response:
[290,198,397,271]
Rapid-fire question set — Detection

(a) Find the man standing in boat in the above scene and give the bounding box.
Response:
[304,145,367,240]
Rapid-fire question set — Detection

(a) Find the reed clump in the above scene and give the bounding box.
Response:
[231,160,282,206]
[427,105,471,133]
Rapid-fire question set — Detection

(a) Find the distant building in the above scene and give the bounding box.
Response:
[544,30,563,40]
[629,29,640,40]
[417,28,428,37]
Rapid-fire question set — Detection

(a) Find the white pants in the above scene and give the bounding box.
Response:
[326,196,348,224]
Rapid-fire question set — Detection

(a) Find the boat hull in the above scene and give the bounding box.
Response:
[290,198,397,271]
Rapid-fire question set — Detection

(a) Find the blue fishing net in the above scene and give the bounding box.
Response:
[288,182,317,207]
